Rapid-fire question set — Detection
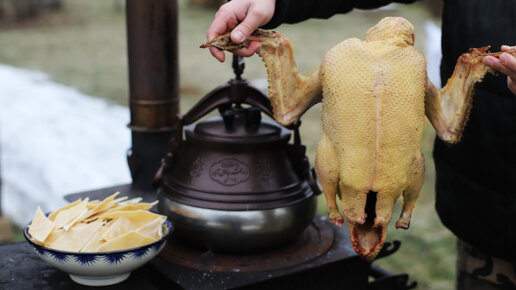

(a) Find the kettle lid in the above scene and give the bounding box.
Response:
[189,106,290,144]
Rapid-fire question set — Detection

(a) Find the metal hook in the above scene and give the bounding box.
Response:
[232,54,245,80]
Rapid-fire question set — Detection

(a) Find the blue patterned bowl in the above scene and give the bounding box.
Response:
[24,218,173,286]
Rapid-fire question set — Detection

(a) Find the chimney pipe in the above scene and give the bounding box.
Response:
[126,0,179,190]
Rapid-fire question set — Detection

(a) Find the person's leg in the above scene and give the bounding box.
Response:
[456,239,516,290]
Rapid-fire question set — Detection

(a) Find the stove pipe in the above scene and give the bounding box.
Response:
[125,0,179,190]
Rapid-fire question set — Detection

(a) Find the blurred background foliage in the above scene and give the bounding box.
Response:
[0,0,453,288]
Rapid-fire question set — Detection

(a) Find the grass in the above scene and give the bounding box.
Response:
[0,1,455,288]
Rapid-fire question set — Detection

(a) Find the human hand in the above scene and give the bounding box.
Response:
[206,0,276,62]
[484,45,516,95]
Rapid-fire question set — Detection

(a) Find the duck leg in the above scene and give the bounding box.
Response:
[395,151,425,229]
[315,134,343,225]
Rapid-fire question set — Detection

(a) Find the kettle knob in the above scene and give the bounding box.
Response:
[222,109,236,130]
[245,107,262,129]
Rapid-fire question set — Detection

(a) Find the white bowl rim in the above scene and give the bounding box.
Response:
[24,215,173,256]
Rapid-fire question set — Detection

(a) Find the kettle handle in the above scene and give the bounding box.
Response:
[181,80,274,127]
[152,78,279,187]
[152,58,310,188]
[175,77,279,148]
[178,55,275,126]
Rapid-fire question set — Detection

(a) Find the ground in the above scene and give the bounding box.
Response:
[0,1,455,288]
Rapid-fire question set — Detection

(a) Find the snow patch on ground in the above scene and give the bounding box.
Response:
[0,65,131,226]
[425,20,442,88]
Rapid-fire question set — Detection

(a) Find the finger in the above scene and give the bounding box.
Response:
[206,3,239,41]
[500,53,516,80]
[209,47,226,62]
[233,41,262,57]
[502,45,516,52]
[230,2,274,43]
[207,17,228,42]
[231,12,265,43]
[508,77,516,95]
[484,55,514,76]
[484,55,502,69]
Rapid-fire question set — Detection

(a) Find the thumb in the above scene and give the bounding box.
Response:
[230,9,270,43]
